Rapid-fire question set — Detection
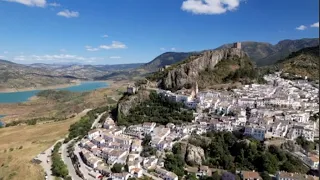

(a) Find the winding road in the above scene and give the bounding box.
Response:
[37,139,63,180]
[61,140,82,180]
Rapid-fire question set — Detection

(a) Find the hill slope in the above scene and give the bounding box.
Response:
[148,48,256,91]
[29,63,144,79]
[217,38,319,66]
[278,46,319,80]
[0,60,74,91]
[141,52,195,71]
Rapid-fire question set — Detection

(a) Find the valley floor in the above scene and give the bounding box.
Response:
[0,109,89,180]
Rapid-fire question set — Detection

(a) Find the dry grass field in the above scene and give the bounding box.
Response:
[0,109,89,180]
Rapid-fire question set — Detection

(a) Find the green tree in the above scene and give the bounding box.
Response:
[258,152,279,174]
[211,171,221,180]
[127,178,137,180]
[111,163,123,173]
[186,173,198,180]
[164,154,185,177]
[142,134,152,146]
[296,136,315,152]
[65,176,72,180]
[172,143,182,155]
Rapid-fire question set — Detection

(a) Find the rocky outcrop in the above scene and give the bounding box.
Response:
[117,90,150,116]
[185,144,205,166]
[159,48,248,91]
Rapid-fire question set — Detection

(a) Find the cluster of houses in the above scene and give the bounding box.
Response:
[153,72,319,171]
[75,71,319,179]
[241,170,319,180]
[154,72,318,143]
[78,116,185,180]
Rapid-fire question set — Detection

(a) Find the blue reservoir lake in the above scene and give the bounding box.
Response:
[0,81,108,104]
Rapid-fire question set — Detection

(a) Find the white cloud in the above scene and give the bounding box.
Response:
[296,25,307,31]
[102,35,109,38]
[99,41,127,50]
[171,48,176,51]
[160,48,166,51]
[311,22,319,28]
[109,56,121,59]
[181,0,241,15]
[13,55,26,61]
[0,56,6,59]
[85,46,100,52]
[4,0,46,7]
[57,9,79,18]
[13,54,102,63]
[48,2,60,7]
[3,51,9,54]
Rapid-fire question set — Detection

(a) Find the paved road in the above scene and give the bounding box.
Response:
[91,112,106,129]
[74,142,96,180]
[37,139,63,180]
[61,140,82,180]
[36,109,91,180]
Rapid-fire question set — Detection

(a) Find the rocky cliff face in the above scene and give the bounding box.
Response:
[185,144,205,166]
[159,48,248,91]
[117,90,150,116]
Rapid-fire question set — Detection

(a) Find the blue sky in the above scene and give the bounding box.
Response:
[0,0,318,65]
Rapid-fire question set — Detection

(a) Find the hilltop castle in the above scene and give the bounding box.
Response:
[233,42,241,49]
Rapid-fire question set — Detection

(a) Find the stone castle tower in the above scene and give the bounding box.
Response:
[233,42,241,49]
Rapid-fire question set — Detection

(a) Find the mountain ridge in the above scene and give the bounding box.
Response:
[142,38,318,72]
[148,48,256,91]
[216,38,319,66]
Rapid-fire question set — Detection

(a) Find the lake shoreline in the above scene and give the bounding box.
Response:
[0,80,113,93]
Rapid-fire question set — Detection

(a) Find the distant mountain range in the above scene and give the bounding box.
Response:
[0,37,317,90]
[0,60,143,91]
[0,59,74,90]
[28,63,143,79]
[217,38,319,66]
[141,52,195,71]
[142,38,318,72]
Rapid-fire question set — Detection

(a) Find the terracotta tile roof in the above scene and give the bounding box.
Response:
[278,171,319,180]
[309,155,319,162]
[242,171,261,180]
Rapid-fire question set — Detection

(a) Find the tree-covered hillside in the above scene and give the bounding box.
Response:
[115,91,193,126]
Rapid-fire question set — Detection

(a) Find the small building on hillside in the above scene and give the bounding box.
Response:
[233,42,241,49]
[241,170,262,180]
[127,85,138,95]
[275,171,319,180]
